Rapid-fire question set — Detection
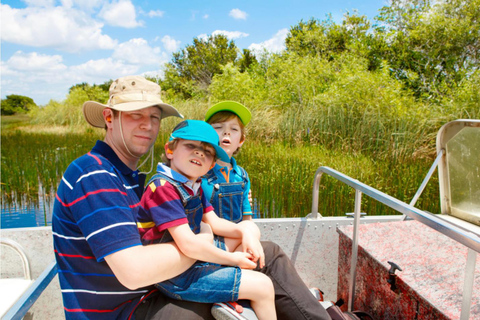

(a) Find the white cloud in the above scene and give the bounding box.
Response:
[5,51,67,72]
[112,38,164,65]
[229,8,247,20]
[161,36,181,53]
[249,28,288,55]
[148,10,164,18]
[0,4,117,52]
[98,0,143,28]
[199,30,249,41]
[1,51,71,104]
[1,38,168,105]
[203,14,209,19]
[70,58,139,79]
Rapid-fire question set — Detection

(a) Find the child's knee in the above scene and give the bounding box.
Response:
[199,222,214,242]
[257,274,275,299]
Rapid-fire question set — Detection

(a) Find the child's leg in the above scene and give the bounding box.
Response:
[237,270,276,320]
[198,222,214,243]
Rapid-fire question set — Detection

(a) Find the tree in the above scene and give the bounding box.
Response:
[285,13,372,57]
[237,49,258,73]
[163,34,239,98]
[1,94,37,115]
[376,0,480,98]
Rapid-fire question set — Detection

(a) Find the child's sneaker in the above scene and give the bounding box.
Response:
[211,300,258,320]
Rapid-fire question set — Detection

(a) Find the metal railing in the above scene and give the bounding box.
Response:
[1,238,58,320]
[310,166,480,320]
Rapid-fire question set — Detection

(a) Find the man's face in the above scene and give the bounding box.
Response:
[110,106,162,161]
[166,139,216,182]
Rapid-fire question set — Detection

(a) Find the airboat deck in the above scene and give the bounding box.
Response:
[1,119,479,319]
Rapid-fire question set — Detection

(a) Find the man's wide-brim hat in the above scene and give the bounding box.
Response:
[83,75,183,128]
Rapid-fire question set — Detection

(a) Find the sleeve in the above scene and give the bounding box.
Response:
[141,181,189,233]
[200,187,214,213]
[68,165,142,261]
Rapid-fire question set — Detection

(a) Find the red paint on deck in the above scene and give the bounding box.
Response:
[337,220,480,320]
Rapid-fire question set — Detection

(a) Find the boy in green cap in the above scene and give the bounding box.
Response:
[136,120,276,320]
[202,101,256,237]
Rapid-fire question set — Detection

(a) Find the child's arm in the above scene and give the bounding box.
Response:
[168,222,257,269]
[203,211,265,267]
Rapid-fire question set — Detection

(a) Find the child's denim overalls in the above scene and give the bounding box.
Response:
[148,173,242,303]
[147,172,203,244]
[202,167,249,223]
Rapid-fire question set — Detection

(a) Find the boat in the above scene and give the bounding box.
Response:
[1,119,479,319]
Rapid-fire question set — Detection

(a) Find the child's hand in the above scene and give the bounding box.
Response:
[231,251,257,269]
[241,232,265,268]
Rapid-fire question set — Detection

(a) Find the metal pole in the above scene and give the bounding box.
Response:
[348,189,362,311]
[408,149,444,209]
[460,248,476,320]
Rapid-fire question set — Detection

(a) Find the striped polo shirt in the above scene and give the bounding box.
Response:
[52,140,151,319]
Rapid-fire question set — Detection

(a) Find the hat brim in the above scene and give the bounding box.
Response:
[205,101,251,125]
[83,101,183,128]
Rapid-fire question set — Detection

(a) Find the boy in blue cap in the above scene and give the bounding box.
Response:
[136,120,276,320]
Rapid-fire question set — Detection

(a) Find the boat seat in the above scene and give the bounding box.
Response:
[0,238,34,318]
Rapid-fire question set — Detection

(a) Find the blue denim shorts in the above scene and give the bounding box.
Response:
[155,261,242,303]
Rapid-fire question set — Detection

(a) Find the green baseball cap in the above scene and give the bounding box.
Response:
[170,120,230,163]
[205,101,252,126]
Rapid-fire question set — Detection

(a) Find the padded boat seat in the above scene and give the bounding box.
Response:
[0,278,34,317]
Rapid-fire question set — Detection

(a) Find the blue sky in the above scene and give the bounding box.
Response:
[1,0,389,105]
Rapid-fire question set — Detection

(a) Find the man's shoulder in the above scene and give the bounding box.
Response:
[63,150,115,181]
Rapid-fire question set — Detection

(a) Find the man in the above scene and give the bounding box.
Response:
[52,75,331,320]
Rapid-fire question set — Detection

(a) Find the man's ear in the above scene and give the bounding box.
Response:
[165,143,174,159]
[103,109,113,129]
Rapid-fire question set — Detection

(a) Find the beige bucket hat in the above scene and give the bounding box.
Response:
[83,75,183,128]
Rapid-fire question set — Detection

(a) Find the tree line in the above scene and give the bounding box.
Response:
[5,0,478,162]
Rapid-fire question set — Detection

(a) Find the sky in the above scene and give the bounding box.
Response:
[1,0,389,106]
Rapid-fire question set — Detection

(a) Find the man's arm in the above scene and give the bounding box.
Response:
[105,241,195,290]
[169,223,257,269]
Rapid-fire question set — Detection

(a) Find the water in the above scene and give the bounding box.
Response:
[1,190,54,229]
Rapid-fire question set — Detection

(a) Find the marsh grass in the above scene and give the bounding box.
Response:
[1,111,440,221]
[237,141,439,217]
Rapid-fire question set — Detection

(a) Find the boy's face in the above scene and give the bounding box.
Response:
[211,117,244,158]
[166,139,216,182]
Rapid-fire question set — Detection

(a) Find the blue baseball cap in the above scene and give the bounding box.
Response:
[170,120,230,163]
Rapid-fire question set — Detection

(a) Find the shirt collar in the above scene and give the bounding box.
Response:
[214,157,240,174]
[92,140,139,177]
[157,163,202,194]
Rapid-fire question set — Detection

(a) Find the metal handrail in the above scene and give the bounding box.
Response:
[1,238,32,281]
[310,166,479,319]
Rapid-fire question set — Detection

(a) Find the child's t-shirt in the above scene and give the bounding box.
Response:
[201,157,252,218]
[137,163,213,244]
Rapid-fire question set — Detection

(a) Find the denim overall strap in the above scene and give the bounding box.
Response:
[206,167,247,223]
[148,172,204,243]
[147,172,191,206]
